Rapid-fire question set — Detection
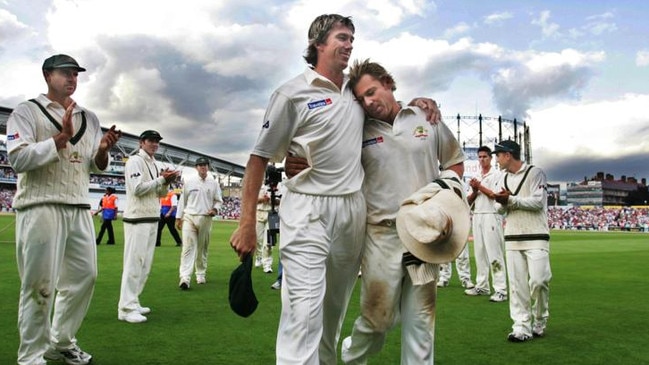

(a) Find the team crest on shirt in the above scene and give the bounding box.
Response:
[307,98,332,109]
[362,136,384,148]
[413,126,428,139]
[69,151,82,163]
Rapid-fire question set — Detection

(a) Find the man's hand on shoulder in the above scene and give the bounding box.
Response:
[408,98,441,124]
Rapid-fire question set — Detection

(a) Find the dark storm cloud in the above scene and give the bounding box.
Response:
[492,63,594,118]
[83,34,262,123]
[386,39,600,126]
[536,150,649,183]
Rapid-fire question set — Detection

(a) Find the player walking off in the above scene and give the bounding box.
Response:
[493,140,551,342]
[8,54,121,365]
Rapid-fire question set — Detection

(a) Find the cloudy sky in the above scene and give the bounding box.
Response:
[1,0,648,183]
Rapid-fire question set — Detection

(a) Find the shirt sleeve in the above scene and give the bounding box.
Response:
[213,181,223,210]
[6,103,60,173]
[125,155,165,197]
[176,181,187,220]
[251,90,299,163]
[435,121,466,170]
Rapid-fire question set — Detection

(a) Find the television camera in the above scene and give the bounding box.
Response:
[265,165,284,246]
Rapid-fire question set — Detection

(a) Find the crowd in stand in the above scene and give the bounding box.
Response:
[0,187,14,211]
[1,185,647,230]
[548,206,649,231]
[0,153,648,229]
[90,175,126,187]
[0,166,17,181]
[220,196,241,220]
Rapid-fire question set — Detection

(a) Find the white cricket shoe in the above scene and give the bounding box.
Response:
[533,322,546,337]
[179,279,190,290]
[489,292,508,302]
[465,287,490,296]
[461,279,475,289]
[44,344,92,365]
[118,311,147,323]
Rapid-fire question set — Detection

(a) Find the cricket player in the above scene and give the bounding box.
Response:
[176,157,223,289]
[8,54,121,365]
[465,146,508,302]
[340,59,464,364]
[118,130,179,323]
[254,184,274,273]
[493,140,551,342]
[230,14,440,365]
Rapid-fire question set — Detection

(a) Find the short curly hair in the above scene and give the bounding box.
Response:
[303,14,355,67]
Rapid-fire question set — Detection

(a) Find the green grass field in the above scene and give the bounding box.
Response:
[0,214,648,365]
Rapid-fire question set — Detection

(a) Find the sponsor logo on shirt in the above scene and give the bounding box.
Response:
[262,120,270,128]
[413,126,428,139]
[307,98,332,110]
[362,136,384,147]
[129,172,141,178]
[7,132,19,141]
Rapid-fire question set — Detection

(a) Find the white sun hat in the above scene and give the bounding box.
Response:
[396,178,470,264]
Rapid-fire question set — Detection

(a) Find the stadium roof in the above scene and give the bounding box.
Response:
[0,106,245,179]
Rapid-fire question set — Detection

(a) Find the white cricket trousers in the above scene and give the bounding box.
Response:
[438,245,471,283]
[472,213,507,293]
[506,247,551,336]
[256,219,273,269]
[179,214,213,281]
[118,222,157,314]
[16,205,97,365]
[276,190,366,365]
[342,224,437,365]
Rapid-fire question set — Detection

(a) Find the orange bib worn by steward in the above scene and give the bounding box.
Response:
[102,194,117,220]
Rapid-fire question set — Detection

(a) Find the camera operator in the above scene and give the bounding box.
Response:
[254,164,283,273]
[255,185,273,273]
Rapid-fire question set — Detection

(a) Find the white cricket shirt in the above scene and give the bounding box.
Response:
[7,94,107,209]
[252,68,365,195]
[473,166,503,214]
[361,105,465,225]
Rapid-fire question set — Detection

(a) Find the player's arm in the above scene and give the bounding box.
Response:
[408,98,441,123]
[230,154,269,259]
[470,177,497,200]
[6,105,61,173]
[508,168,547,211]
[176,187,186,229]
[208,182,223,216]
[284,154,310,178]
[94,125,121,170]
[126,158,168,197]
